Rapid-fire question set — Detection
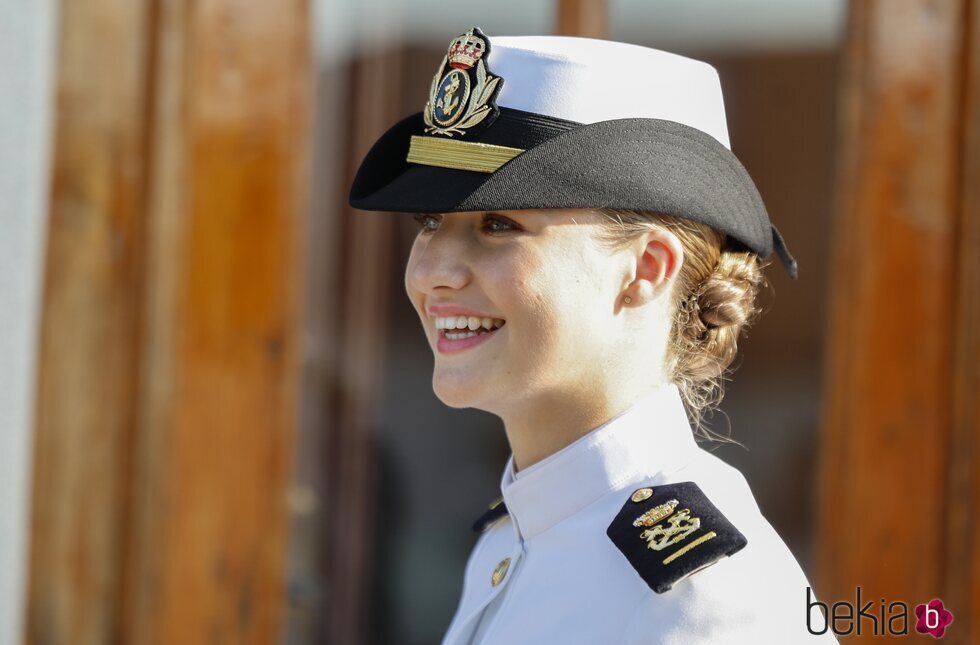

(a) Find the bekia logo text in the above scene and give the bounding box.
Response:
[807,587,954,638]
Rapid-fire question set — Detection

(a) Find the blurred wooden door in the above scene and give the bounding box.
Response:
[817,0,980,642]
[26,1,310,643]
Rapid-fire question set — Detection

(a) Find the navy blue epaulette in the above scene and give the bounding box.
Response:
[471,496,509,533]
[606,481,747,593]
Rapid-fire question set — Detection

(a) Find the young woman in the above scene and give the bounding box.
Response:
[350,28,837,644]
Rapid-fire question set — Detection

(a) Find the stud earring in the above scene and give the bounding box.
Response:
[624,296,632,304]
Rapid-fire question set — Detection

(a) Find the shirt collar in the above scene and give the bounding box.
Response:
[499,383,699,541]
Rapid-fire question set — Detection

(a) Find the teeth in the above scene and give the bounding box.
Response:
[445,330,480,340]
[435,315,506,331]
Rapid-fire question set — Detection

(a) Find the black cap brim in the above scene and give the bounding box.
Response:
[349,111,797,278]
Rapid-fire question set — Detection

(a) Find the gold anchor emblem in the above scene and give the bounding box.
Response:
[639,508,701,551]
[437,74,461,117]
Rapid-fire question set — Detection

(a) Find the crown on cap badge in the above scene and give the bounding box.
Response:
[448,31,485,68]
[423,27,503,138]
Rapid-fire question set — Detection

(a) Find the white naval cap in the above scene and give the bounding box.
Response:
[490,36,731,149]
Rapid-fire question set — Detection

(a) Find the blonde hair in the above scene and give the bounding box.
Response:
[593,209,771,443]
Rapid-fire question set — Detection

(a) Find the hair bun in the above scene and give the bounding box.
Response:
[682,250,764,374]
[697,252,763,332]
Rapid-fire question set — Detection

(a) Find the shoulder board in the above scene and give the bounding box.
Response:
[606,481,747,593]
[471,496,508,533]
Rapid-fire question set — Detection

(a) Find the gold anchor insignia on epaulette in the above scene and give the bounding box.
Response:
[631,492,720,564]
[639,508,701,551]
[609,483,745,591]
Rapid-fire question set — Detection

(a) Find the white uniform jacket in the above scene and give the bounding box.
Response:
[440,384,839,644]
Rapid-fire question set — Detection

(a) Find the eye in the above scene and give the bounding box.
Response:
[483,213,520,234]
[412,213,441,234]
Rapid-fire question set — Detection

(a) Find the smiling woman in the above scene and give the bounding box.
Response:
[350,27,837,645]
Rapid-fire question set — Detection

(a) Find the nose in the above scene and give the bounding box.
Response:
[405,227,471,297]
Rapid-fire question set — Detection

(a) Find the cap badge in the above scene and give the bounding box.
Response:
[423,27,503,138]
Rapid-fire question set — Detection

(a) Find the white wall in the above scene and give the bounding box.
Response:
[0,0,58,641]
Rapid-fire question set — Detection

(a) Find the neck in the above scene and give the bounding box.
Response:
[503,383,667,474]
[501,312,673,474]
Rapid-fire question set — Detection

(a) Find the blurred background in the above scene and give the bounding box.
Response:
[2,1,977,644]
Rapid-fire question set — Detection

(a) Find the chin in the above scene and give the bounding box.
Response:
[432,371,491,410]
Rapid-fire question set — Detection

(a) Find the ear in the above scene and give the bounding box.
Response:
[626,228,684,303]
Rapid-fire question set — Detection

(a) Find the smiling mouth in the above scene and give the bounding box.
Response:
[440,323,505,340]
[439,325,503,340]
[434,315,506,340]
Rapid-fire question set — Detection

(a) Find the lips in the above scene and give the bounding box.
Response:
[436,321,503,354]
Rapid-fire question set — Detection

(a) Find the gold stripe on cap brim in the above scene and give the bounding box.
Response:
[407,135,524,173]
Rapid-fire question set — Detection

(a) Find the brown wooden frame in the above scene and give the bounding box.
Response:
[27,1,310,643]
[817,1,979,642]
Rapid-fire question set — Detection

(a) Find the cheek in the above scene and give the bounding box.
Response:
[404,246,427,318]
[506,265,584,344]
[497,259,550,320]
[476,247,535,305]
[539,264,611,343]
